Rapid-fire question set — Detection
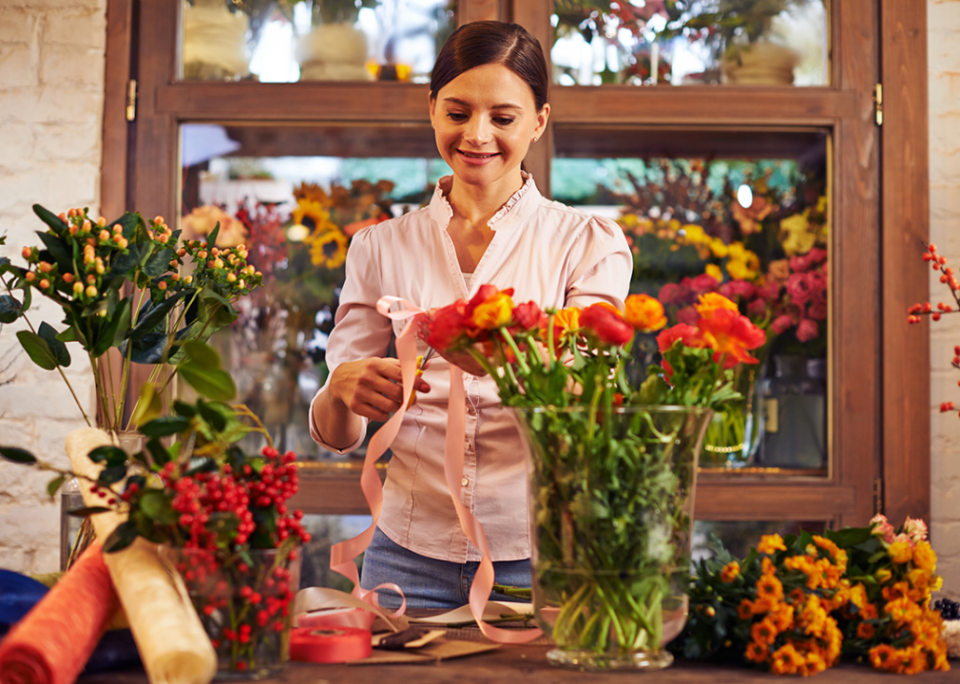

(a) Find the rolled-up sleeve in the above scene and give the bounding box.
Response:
[309,227,394,453]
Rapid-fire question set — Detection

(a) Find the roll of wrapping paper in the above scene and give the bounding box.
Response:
[65,428,216,684]
[0,543,117,684]
[289,628,372,664]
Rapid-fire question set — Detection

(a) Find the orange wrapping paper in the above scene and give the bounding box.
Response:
[0,543,118,684]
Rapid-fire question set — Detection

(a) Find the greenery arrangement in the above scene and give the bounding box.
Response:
[679,516,949,675]
[0,396,310,675]
[418,286,765,667]
[0,205,261,435]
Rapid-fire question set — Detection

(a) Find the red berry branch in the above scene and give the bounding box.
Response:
[907,243,960,418]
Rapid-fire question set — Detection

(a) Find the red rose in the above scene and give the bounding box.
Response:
[579,302,633,346]
[513,301,544,330]
[657,324,709,353]
[423,300,468,351]
[658,282,683,305]
[689,273,720,295]
[796,318,819,342]
[719,280,756,301]
[770,314,795,335]
[786,272,813,306]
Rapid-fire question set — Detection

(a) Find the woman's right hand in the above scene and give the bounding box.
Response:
[329,357,431,422]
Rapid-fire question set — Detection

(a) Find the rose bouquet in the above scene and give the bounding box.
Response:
[418,286,765,669]
[681,516,949,675]
[0,396,311,677]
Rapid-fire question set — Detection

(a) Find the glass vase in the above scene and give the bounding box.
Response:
[162,546,302,680]
[700,356,766,467]
[512,405,712,671]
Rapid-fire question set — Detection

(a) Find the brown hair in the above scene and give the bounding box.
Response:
[430,21,548,112]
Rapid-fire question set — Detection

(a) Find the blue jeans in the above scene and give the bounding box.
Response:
[359,527,531,610]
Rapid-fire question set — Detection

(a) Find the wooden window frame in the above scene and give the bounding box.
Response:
[99,0,928,527]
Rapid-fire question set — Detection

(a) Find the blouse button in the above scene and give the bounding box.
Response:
[461,476,469,487]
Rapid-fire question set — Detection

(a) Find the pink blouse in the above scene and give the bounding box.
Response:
[310,175,632,563]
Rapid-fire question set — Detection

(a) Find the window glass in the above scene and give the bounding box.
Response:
[552,0,829,87]
[692,520,826,562]
[554,126,830,473]
[179,0,456,83]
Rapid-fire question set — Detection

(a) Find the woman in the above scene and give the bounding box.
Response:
[310,21,632,609]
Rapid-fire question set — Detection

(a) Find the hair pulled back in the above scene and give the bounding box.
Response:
[430,21,548,112]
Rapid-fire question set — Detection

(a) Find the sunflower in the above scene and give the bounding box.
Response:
[304,227,349,269]
[292,198,336,235]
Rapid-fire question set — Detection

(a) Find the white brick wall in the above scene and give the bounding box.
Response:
[929,0,960,598]
[0,0,105,574]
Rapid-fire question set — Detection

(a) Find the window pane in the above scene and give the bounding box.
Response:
[552,0,829,87]
[553,126,830,474]
[179,0,456,83]
[179,123,449,459]
[692,520,825,562]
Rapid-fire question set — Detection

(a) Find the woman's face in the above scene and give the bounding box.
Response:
[429,63,549,192]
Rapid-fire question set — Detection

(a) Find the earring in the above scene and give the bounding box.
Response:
[532,137,538,143]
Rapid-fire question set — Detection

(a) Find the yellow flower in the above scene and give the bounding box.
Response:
[888,540,913,564]
[756,574,785,603]
[869,643,897,671]
[849,582,868,609]
[884,596,921,625]
[720,560,740,583]
[751,617,779,645]
[704,263,724,283]
[695,292,739,319]
[624,294,667,332]
[471,292,515,330]
[779,210,818,256]
[304,228,349,268]
[745,640,769,663]
[709,238,729,259]
[912,540,936,572]
[770,643,804,675]
[757,534,787,555]
[874,567,892,584]
[726,257,758,281]
[907,567,930,591]
[681,223,709,244]
[293,198,334,233]
[770,601,794,631]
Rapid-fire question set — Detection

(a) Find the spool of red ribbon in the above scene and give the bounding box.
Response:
[296,607,375,631]
[289,627,372,664]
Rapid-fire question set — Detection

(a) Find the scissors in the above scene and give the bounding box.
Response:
[419,346,436,369]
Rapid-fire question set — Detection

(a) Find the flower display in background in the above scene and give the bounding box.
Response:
[908,242,960,421]
[680,516,949,676]
[188,178,397,456]
[181,204,249,248]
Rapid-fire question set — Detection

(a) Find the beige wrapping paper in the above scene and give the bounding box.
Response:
[66,427,217,684]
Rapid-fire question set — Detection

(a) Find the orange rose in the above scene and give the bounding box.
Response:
[695,292,739,318]
[697,307,767,368]
[624,293,667,332]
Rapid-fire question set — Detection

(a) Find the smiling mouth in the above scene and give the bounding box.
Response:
[458,150,498,159]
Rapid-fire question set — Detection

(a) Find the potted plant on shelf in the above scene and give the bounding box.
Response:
[418,286,766,670]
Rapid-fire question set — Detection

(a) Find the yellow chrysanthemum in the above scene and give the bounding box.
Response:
[770,643,804,675]
[720,560,740,583]
[888,540,913,564]
[912,540,937,572]
[757,534,788,555]
[680,223,710,244]
[304,228,349,268]
[704,263,724,283]
[756,574,785,603]
[709,237,729,259]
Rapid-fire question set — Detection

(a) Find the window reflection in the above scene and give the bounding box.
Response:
[551,0,829,87]
[553,127,829,472]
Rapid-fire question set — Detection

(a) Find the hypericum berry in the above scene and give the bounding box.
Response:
[62,272,74,284]
[39,279,50,289]
[25,271,35,282]
[38,261,51,273]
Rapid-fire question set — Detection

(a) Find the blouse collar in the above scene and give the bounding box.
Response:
[428,173,540,232]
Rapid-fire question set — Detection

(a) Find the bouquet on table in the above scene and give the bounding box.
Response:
[417,285,765,669]
[681,515,950,675]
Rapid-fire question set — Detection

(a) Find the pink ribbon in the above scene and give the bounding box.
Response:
[329,295,542,642]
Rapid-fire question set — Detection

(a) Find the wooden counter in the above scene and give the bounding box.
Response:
[79,643,956,683]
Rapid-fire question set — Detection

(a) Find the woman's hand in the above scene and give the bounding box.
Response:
[329,358,431,422]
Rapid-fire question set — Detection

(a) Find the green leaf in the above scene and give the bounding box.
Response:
[0,294,22,323]
[206,222,220,248]
[106,243,140,280]
[197,398,227,431]
[138,489,177,524]
[0,446,37,463]
[122,330,167,364]
[56,327,78,343]
[46,474,67,498]
[142,247,175,278]
[183,340,221,370]
[37,231,73,273]
[87,445,128,467]
[172,400,197,418]
[98,464,128,485]
[139,416,190,438]
[178,363,236,401]
[130,292,186,341]
[145,438,171,467]
[94,297,132,356]
[69,505,113,517]
[38,322,70,367]
[32,204,69,236]
[16,330,58,370]
[129,382,162,428]
[102,520,139,552]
